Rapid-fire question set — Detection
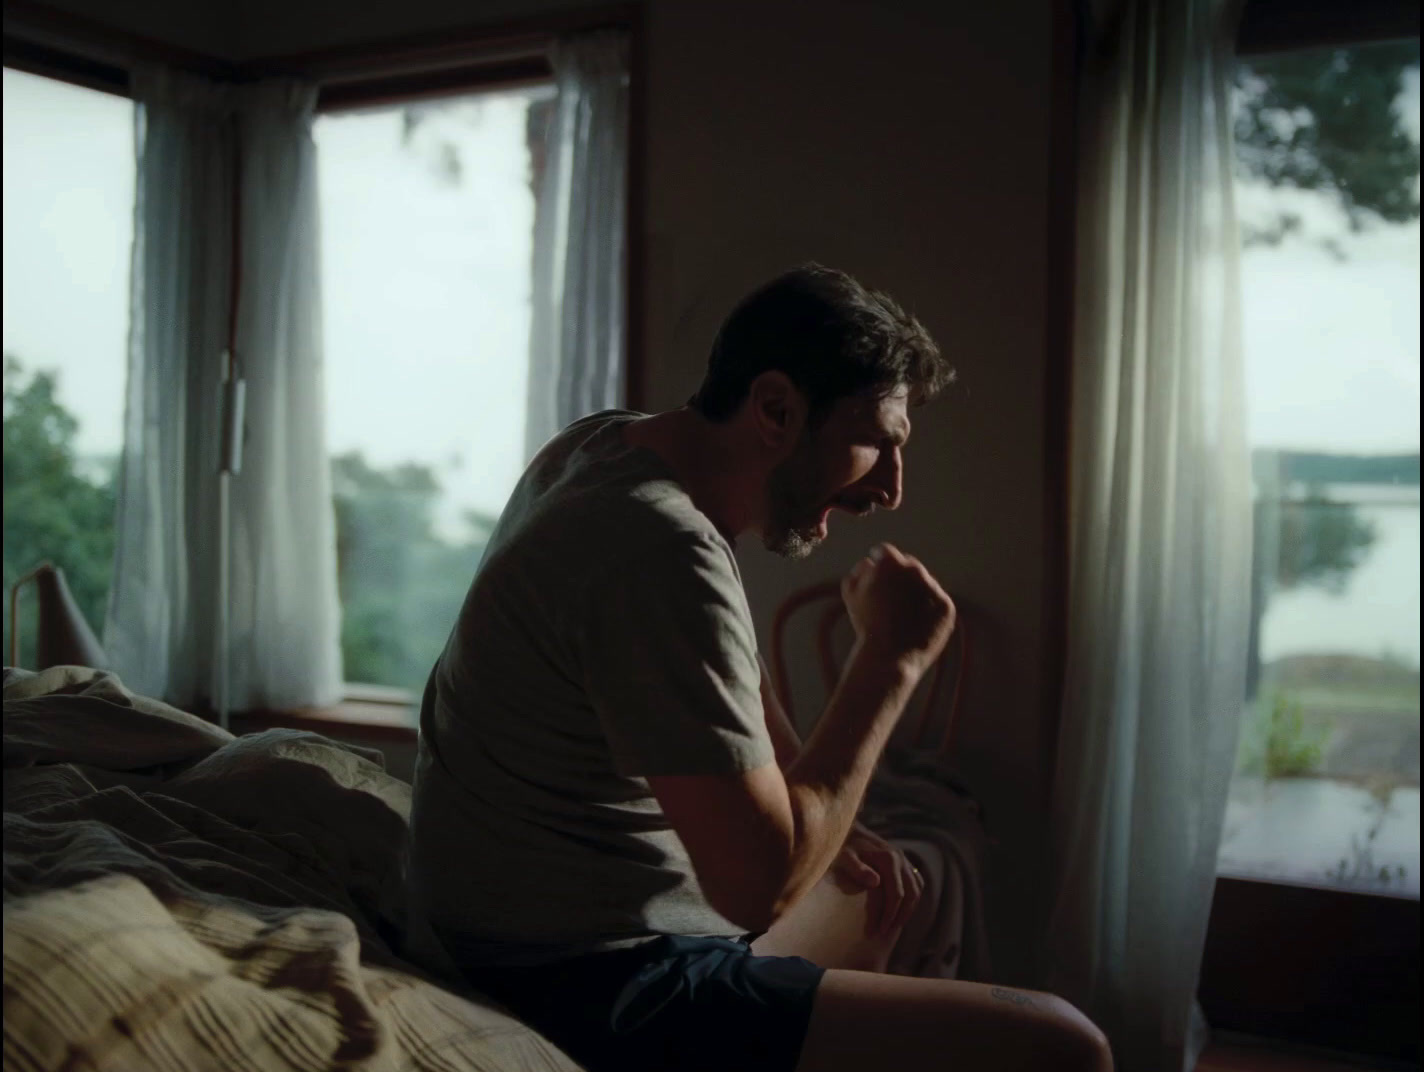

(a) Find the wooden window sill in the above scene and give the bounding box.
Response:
[1199,876,1419,1062]
[228,699,416,742]
[1199,1032,1420,1072]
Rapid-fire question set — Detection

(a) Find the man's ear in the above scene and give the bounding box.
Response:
[746,371,807,452]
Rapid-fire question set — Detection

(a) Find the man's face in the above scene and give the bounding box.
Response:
[762,388,910,560]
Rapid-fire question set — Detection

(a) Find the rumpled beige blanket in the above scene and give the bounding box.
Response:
[2,666,582,1072]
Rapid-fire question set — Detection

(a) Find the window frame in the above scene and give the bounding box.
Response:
[4,2,645,721]
[2,59,138,681]
[1199,877,1420,1059]
[308,61,558,709]
[295,16,640,708]
[1191,2,1421,1061]
[2,35,129,98]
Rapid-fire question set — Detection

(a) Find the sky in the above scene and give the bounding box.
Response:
[1235,64,1420,454]
[2,61,1420,497]
[2,70,133,461]
[2,70,543,538]
[314,93,543,536]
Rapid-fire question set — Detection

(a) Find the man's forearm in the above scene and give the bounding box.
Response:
[772,643,919,914]
[759,655,803,768]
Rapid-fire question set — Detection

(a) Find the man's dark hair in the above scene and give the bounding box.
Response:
[687,264,954,426]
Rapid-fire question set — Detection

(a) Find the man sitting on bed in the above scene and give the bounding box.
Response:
[407,264,1112,1072]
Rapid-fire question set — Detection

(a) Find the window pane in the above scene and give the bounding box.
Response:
[2,68,133,668]
[1221,42,1421,896]
[315,89,547,708]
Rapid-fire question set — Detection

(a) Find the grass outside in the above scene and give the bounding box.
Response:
[1287,686,1418,714]
[1243,654,1420,787]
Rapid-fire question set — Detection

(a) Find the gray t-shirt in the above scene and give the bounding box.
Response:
[407,410,775,966]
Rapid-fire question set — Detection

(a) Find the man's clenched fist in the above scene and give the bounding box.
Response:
[842,543,956,678]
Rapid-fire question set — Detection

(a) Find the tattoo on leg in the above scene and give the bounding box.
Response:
[989,987,1038,1009]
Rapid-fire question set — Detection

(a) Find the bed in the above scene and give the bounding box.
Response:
[1,665,582,1072]
[3,662,992,1071]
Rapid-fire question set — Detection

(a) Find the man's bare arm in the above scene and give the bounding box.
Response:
[759,654,803,768]
[649,545,954,932]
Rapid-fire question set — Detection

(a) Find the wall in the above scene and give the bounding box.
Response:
[229,0,616,60]
[640,0,1059,988]
[9,0,237,62]
[15,0,614,61]
[12,0,1065,987]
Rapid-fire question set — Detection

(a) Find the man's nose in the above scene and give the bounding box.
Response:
[871,447,903,511]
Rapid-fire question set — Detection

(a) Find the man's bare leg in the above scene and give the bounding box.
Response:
[796,972,1113,1072]
[758,876,1112,1070]
[752,874,901,972]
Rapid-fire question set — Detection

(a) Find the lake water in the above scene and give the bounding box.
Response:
[1260,484,1421,667]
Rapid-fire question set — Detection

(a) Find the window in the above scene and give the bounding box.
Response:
[314,85,554,707]
[2,67,134,667]
[1219,41,1420,896]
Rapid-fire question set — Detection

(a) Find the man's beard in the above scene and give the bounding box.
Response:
[765,521,821,561]
[762,440,831,561]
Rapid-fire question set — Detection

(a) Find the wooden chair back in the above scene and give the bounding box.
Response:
[768,579,968,759]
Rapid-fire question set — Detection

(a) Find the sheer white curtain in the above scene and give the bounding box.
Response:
[525,30,630,460]
[1039,1,1251,1069]
[106,69,234,704]
[106,68,341,710]
[228,82,343,710]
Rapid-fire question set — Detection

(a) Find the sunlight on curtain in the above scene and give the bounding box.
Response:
[107,68,341,710]
[525,30,630,460]
[105,69,234,704]
[229,82,343,709]
[1039,1,1253,1068]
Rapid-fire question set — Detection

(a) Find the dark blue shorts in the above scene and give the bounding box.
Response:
[456,935,826,1072]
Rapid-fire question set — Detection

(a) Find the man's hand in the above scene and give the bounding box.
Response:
[829,822,924,938]
[842,543,956,679]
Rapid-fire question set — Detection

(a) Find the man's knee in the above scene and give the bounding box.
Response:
[1030,994,1113,1072]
